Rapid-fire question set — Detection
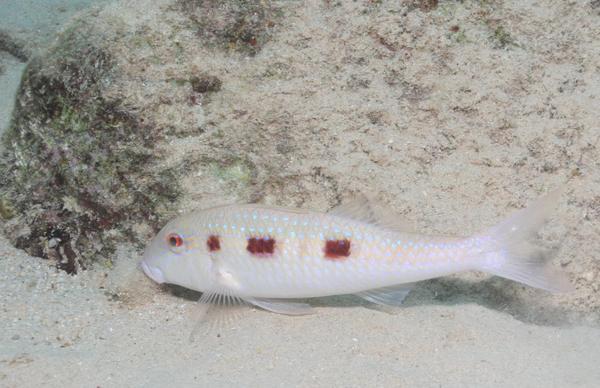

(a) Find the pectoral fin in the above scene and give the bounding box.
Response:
[189,290,247,341]
[189,290,316,340]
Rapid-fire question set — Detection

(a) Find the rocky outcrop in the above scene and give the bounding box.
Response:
[0,17,180,272]
[0,0,284,273]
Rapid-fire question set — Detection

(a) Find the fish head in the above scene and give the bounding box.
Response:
[141,213,212,291]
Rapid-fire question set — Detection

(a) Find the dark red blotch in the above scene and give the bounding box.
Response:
[247,237,275,255]
[207,235,220,252]
[324,239,351,259]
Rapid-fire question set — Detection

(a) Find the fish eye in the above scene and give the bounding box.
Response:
[167,233,184,248]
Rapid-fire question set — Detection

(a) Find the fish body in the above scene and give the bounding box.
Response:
[141,192,572,315]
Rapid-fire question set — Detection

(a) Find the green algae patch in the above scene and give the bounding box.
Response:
[0,197,15,220]
[210,160,252,185]
[209,159,254,188]
[489,25,518,49]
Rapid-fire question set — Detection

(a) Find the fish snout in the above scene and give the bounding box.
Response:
[140,260,166,284]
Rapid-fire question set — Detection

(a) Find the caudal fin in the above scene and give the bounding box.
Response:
[476,189,573,293]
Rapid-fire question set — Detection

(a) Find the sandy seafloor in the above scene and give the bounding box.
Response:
[1,1,600,387]
[1,230,600,388]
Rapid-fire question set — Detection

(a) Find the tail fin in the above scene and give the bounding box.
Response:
[476,189,573,293]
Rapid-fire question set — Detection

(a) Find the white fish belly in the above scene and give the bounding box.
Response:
[201,207,477,298]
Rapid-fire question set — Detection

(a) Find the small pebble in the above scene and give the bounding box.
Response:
[582,271,596,283]
[48,238,60,249]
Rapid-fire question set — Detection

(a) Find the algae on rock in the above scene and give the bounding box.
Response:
[0,17,180,273]
[179,0,280,55]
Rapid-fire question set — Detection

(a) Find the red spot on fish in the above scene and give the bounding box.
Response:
[207,235,220,252]
[324,239,351,259]
[247,237,275,256]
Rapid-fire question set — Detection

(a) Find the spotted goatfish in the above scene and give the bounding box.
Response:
[141,191,572,320]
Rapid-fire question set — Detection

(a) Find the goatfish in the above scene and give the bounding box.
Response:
[140,191,572,319]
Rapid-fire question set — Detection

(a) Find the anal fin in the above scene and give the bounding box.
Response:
[245,297,315,316]
[356,284,413,307]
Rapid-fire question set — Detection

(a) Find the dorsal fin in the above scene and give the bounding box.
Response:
[328,195,378,223]
[328,195,415,233]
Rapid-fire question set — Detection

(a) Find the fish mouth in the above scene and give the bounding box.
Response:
[140,260,166,284]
